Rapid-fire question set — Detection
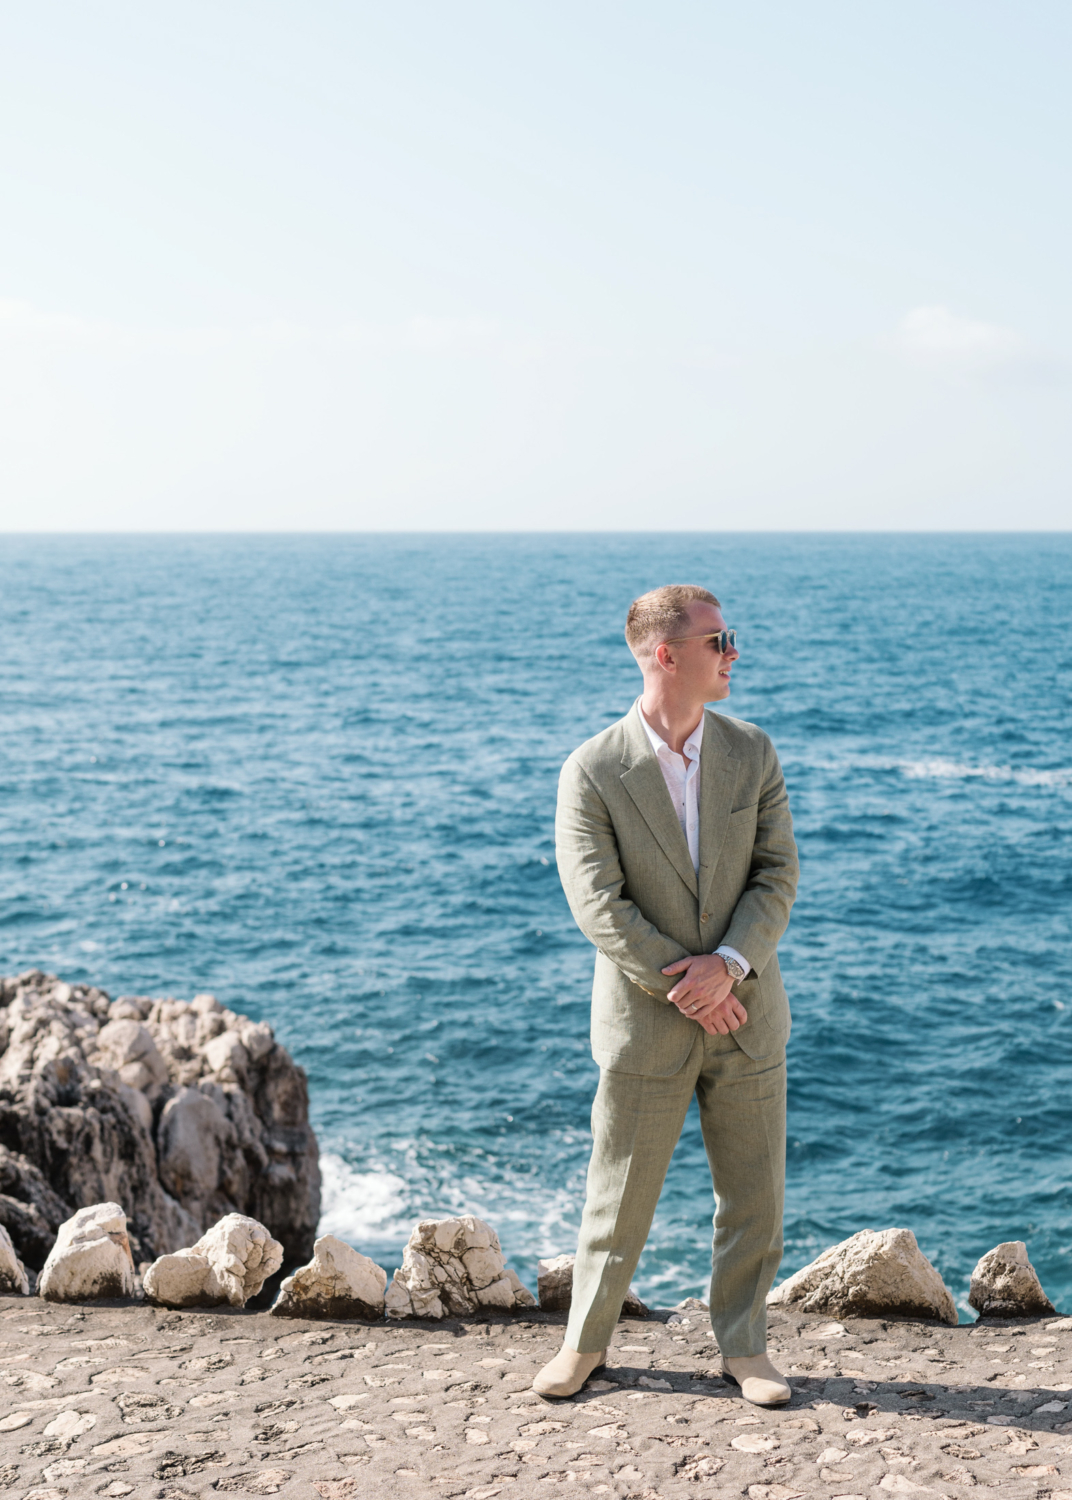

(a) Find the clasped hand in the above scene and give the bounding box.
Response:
[661,953,748,1035]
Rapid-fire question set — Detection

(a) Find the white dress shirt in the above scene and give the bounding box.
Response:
[640,706,751,979]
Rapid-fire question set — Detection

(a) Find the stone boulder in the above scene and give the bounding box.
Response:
[271,1234,387,1320]
[968,1241,1056,1318]
[0,1221,29,1295]
[92,1019,170,1102]
[0,970,319,1272]
[385,1215,536,1319]
[767,1228,958,1325]
[143,1213,284,1308]
[537,1253,649,1318]
[37,1202,136,1302]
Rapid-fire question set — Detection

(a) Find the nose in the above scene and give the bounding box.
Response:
[724,643,739,662]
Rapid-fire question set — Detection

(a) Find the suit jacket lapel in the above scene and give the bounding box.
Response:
[619,703,698,897]
[697,710,741,916]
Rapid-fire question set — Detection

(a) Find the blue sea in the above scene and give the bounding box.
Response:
[2,533,1070,1318]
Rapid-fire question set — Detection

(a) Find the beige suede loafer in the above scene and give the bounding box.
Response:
[721,1352,791,1407]
[532,1344,607,1399]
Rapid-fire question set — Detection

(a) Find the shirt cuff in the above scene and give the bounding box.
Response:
[715,945,751,977]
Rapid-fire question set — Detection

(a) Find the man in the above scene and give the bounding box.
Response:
[533,584,799,1406]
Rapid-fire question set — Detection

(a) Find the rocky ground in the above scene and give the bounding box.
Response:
[2,1296,1072,1500]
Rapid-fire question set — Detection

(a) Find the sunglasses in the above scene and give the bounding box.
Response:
[664,629,737,653]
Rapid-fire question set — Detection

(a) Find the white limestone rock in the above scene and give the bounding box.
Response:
[536,1252,649,1317]
[88,1020,169,1096]
[385,1215,536,1319]
[142,1249,211,1309]
[271,1234,387,1320]
[38,1202,136,1303]
[968,1241,1056,1318]
[143,1212,284,1308]
[0,1221,29,1295]
[0,970,320,1278]
[202,1029,250,1082]
[155,1086,236,1220]
[767,1227,958,1325]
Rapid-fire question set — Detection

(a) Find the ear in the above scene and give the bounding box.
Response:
[653,641,677,673]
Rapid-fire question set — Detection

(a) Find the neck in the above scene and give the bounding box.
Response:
[639,687,705,755]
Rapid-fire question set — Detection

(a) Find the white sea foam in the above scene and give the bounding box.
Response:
[805,754,1072,789]
[898,758,1071,787]
[317,1153,409,1244]
[316,1146,582,1271]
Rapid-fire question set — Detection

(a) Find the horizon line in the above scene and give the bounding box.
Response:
[2,527,1072,538]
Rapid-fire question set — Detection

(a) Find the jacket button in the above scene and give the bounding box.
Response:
[701,912,709,922]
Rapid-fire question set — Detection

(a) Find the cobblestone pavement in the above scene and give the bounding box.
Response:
[2,1293,1072,1499]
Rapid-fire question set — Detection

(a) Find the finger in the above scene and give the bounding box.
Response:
[667,979,694,1005]
[661,959,693,975]
[687,986,727,1014]
[693,1001,729,1032]
[724,997,745,1027]
[699,1000,738,1031]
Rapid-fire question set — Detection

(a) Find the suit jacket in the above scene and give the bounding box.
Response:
[555,700,798,1075]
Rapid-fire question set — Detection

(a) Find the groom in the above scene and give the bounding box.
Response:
[534,584,799,1406]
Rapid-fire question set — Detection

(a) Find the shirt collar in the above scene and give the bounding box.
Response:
[639,704,704,761]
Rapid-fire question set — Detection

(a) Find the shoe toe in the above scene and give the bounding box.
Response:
[532,1377,570,1398]
[531,1350,607,1400]
[740,1375,791,1407]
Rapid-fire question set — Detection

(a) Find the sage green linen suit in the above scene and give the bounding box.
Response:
[555,701,798,1356]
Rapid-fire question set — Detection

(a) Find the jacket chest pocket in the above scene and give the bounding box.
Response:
[726,802,758,835]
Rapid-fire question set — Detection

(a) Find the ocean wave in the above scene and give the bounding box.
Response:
[316,1146,584,1282]
[803,755,1072,788]
[899,758,1072,787]
[317,1154,410,1244]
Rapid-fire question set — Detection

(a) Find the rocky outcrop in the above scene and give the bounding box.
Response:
[0,1221,29,1294]
[385,1215,536,1319]
[37,1202,137,1302]
[143,1213,284,1308]
[0,971,319,1272]
[767,1228,958,1325]
[0,1141,72,1270]
[968,1241,1056,1318]
[271,1234,387,1320]
[537,1252,649,1317]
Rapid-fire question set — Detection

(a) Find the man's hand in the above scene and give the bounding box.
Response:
[661,953,748,1036]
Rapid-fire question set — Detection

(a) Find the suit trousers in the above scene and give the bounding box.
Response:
[565,1026,786,1359]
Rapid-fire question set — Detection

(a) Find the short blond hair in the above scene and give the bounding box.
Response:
[625,584,721,661]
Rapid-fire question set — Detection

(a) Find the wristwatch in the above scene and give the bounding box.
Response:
[718,952,747,982]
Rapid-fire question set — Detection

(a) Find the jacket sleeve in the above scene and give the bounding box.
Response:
[718,736,799,975]
[555,754,690,997]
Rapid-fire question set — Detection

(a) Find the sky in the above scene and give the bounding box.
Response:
[1,0,1070,531]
